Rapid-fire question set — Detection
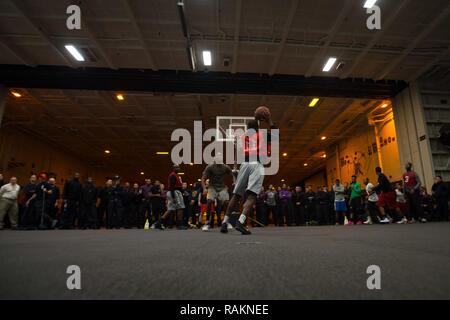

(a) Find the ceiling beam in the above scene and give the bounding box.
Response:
[231,0,242,74]
[8,0,75,67]
[304,0,353,77]
[375,3,450,80]
[340,0,411,79]
[122,0,158,70]
[408,47,450,82]
[0,36,35,66]
[268,0,300,76]
[0,65,408,99]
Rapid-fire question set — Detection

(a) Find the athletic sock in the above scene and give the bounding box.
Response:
[222,216,229,224]
[239,214,246,224]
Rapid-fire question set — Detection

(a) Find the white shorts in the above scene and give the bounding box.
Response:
[207,187,230,202]
[167,190,185,211]
[233,162,264,196]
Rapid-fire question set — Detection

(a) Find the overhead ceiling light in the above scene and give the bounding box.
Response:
[179,173,185,175]
[363,0,378,8]
[156,152,169,155]
[202,50,212,66]
[281,179,285,182]
[322,154,327,158]
[282,153,288,157]
[190,163,194,166]
[140,172,145,175]
[321,136,327,140]
[380,103,388,109]
[309,98,320,107]
[116,94,125,101]
[104,150,111,154]
[11,91,22,98]
[197,179,201,182]
[64,45,85,62]
[303,163,308,167]
[322,57,337,72]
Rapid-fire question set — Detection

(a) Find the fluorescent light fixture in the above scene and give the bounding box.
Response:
[11,91,22,98]
[116,94,125,101]
[322,57,337,72]
[309,98,320,107]
[363,0,377,8]
[156,152,169,155]
[64,45,85,62]
[202,50,212,66]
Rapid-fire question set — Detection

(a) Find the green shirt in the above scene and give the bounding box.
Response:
[350,182,362,199]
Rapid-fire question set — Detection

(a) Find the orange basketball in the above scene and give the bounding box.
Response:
[254,106,271,121]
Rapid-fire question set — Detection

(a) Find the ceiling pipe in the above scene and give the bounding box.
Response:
[177,0,196,71]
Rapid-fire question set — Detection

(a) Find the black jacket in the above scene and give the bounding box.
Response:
[63,179,82,201]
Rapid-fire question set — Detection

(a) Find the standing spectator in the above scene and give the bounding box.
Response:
[291,186,305,226]
[265,185,278,225]
[0,177,20,230]
[47,177,60,229]
[256,186,267,226]
[304,185,316,225]
[29,173,52,229]
[374,167,396,224]
[420,187,434,221]
[106,176,124,229]
[349,176,363,224]
[20,175,37,229]
[150,181,164,227]
[138,179,153,228]
[80,177,98,229]
[0,173,4,187]
[394,182,408,224]
[363,177,379,225]
[278,183,292,226]
[333,180,348,225]
[61,173,82,229]
[432,176,449,221]
[403,162,426,223]
[189,186,200,228]
[181,182,192,227]
[97,179,112,229]
[316,186,331,225]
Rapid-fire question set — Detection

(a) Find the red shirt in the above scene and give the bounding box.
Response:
[168,172,182,191]
[241,131,271,160]
[403,171,418,189]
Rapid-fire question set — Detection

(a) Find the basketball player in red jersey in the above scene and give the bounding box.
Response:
[403,162,426,223]
[154,165,187,230]
[220,113,278,235]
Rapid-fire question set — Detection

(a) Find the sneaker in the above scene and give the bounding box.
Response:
[356,221,363,225]
[397,217,407,224]
[227,223,234,230]
[202,225,210,232]
[420,218,427,223]
[150,223,156,229]
[347,221,354,225]
[234,221,251,235]
[220,223,228,234]
[153,221,165,230]
[409,218,416,224]
[380,217,390,224]
[363,217,372,225]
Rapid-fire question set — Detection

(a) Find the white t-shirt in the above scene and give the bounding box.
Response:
[0,183,21,200]
[395,189,406,203]
[366,183,378,202]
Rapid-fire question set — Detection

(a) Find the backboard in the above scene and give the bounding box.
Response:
[216,116,255,142]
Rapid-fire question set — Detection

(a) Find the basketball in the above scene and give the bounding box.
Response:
[254,106,271,121]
